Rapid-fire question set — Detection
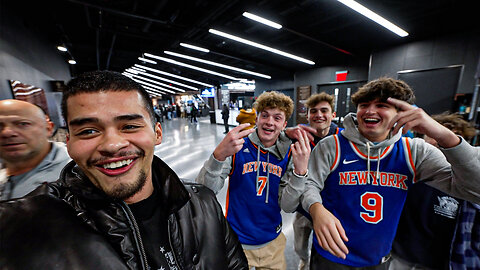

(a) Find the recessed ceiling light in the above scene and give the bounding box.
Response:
[144,53,241,80]
[68,60,76,65]
[138,57,157,64]
[135,64,213,87]
[57,45,68,52]
[337,0,408,37]
[180,43,210,53]
[164,51,271,79]
[209,29,315,65]
[242,12,282,29]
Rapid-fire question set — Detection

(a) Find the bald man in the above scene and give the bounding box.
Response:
[0,99,70,200]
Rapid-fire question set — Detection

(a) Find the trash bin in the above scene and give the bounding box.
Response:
[209,111,216,124]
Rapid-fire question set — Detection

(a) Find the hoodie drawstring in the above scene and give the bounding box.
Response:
[366,142,382,184]
[255,146,270,203]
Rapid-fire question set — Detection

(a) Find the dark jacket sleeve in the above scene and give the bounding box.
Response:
[187,184,248,269]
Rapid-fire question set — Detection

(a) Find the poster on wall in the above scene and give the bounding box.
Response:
[9,80,49,114]
[296,85,311,125]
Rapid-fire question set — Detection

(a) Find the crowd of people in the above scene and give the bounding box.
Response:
[1,71,479,270]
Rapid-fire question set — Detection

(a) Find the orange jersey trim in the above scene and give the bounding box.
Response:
[352,143,391,159]
[225,176,230,218]
[330,135,340,171]
[404,137,417,183]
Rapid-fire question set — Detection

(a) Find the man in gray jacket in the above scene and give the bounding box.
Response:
[0,99,70,200]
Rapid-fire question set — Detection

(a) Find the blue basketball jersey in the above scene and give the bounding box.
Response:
[313,133,415,267]
[226,137,291,245]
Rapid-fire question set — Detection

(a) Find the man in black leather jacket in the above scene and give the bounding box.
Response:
[0,71,248,270]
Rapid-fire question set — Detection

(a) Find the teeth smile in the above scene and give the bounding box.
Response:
[101,159,133,169]
[365,118,379,123]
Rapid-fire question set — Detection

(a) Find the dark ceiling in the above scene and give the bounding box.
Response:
[8,0,479,93]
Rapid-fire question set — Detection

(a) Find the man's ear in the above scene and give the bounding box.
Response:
[45,118,55,137]
[155,122,162,145]
[332,112,336,118]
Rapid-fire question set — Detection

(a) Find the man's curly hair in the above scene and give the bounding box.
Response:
[352,77,416,107]
[432,113,476,140]
[254,91,294,120]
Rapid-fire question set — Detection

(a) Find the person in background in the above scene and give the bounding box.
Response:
[236,104,256,130]
[390,113,479,270]
[0,99,71,200]
[283,77,480,270]
[0,71,248,269]
[191,104,198,123]
[197,91,311,270]
[222,103,230,134]
[284,92,342,270]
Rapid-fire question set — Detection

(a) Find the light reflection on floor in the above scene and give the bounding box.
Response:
[155,117,301,270]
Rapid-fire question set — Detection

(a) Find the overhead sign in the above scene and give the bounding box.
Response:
[200,87,215,97]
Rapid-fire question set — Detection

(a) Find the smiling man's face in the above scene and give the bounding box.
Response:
[66,90,162,203]
[356,99,397,142]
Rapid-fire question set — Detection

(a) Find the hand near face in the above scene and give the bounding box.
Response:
[213,124,255,161]
[387,98,460,148]
[310,203,349,259]
[291,129,311,175]
[285,125,317,142]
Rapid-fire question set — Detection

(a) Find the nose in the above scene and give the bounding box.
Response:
[97,128,129,155]
[0,124,17,138]
[365,104,377,114]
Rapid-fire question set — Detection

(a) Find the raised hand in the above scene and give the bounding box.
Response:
[387,98,460,148]
[213,123,255,161]
[310,203,349,259]
[285,125,317,142]
[291,129,311,175]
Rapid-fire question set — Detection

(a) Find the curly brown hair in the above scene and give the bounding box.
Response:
[432,113,476,139]
[254,91,294,120]
[352,77,416,107]
[306,92,335,111]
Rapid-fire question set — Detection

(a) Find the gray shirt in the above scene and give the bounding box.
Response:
[0,142,71,200]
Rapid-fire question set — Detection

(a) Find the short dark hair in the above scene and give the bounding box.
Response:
[306,92,335,111]
[351,77,416,107]
[62,71,155,128]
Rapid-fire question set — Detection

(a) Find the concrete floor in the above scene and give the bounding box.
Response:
[154,116,302,270]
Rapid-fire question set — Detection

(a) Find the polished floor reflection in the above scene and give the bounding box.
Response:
[155,116,301,270]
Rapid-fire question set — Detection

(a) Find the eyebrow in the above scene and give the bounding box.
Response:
[69,114,144,126]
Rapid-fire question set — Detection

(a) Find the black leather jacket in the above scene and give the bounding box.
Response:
[0,157,248,269]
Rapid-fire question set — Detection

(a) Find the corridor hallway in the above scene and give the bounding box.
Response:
[154,116,301,270]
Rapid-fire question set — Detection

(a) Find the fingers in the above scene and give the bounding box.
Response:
[299,125,318,140]
[387,97,413,111]
[314,223,348,259]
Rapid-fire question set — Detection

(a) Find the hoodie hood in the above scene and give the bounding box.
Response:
[248,128,290,159]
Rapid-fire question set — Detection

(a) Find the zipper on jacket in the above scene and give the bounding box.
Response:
[120,202,149,270]
[167,214,184,270]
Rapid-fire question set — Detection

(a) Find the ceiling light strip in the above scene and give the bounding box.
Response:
[337,0,408,37]
[135,64,213,87]
[180,43,210,53]
[128,73,186,92]
[144,53,241,80]
[209,29,315,65]
[138,57,157,64]
[125,74,176,94]
[242,12,282,29]
[131,67,199,90]
[164,51,271,79]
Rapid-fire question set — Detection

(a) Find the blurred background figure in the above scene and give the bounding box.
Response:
[221,104,230,133]
[0,99,70,200]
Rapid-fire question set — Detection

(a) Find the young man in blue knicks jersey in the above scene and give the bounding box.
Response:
[284,77,480,270]
[197,91,311,270]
